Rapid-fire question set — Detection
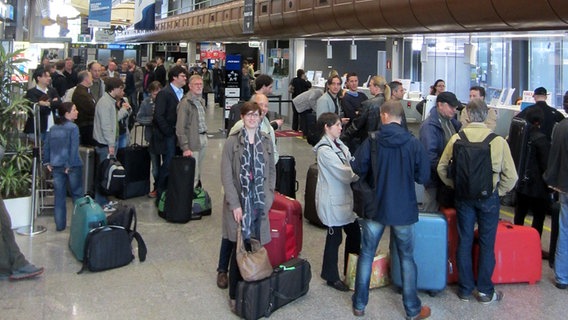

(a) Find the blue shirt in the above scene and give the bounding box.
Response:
[171,83,184,101]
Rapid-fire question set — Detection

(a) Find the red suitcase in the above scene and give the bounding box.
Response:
[265,209,296,267]
[474,220,541,284]
[271,192,303,255]
[440,207,459,284]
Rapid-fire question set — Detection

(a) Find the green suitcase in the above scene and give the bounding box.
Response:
[69,196,107,261]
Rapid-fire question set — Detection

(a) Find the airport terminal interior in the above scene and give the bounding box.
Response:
[1,0,568,319]
[1,104,565,320]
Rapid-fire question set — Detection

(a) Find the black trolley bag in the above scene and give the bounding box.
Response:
[116,129,151,199]
[161,156,196,223]
[236,258,312,320]
[304,163,326,228]
[78,225,147,273]
[275,155,298,198]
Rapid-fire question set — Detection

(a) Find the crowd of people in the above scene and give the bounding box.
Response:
[4,56,568,320]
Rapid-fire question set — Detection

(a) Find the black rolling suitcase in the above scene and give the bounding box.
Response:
[236,258,312,320]
[506,117,530,206]
[508,117,530,177]
[161,156,195,223]
[304,163,326,228]
[116,144,151,199]
[275,155,297,198]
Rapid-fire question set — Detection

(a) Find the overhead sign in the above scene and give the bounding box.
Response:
[248,41,261,48]
[95,29,116,43]
[243,0,255,34]
[88,0,112,28]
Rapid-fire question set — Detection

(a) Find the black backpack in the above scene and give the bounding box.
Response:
[79,205,147,274]
[449,131,497,200]
[99,156,126,195]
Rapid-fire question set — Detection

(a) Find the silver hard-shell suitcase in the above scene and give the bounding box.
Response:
[79,146,96,196]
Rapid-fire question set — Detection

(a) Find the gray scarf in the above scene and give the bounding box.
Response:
[239,128,266,240]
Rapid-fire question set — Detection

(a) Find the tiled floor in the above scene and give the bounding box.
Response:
[1,102,565,319]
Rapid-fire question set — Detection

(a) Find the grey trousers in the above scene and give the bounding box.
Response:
[0,197,29,274]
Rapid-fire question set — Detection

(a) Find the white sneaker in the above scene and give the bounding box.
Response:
[103,204,116,213]
[107,200,119,207]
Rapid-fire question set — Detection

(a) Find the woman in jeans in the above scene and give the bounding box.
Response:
[43,102,83,231]
[220,101,276,313]
[314,112,360,291]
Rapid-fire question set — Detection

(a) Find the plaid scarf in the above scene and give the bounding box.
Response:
[239,128,266,240]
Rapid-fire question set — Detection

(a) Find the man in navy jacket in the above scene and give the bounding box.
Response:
[351,100,430,319]
[152,66,187,195]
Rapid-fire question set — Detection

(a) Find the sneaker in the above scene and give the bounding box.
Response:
[476,290,503,304]
[148,189,158,198]
[406,306,431,320]
[9,264,44,281]
[107,200,119,207]
[457,292,472,301]
[103,204,116,213]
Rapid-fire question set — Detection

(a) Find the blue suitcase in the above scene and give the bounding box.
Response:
[390,212,448,295]
[69,196,107,261]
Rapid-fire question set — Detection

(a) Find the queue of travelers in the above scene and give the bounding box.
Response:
[7,56,568,319]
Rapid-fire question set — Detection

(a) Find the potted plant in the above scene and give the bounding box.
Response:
[0,45,33,228]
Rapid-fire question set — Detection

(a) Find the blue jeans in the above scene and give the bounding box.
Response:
[352,219,421,317]
[52,166,83,231]
[94,146,109,206]
[117,132,130,150]
[157,136,176,194]
[555,193,568,285]
[455,191,500,296]
[150,152,160,190]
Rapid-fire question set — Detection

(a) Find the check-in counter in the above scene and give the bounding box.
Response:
[492,104,520,137]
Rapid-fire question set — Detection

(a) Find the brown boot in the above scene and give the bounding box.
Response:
[406,305,431,320]
[217,272,228,289]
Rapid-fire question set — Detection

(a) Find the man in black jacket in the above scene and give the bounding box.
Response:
[24,68,61,143]
[517,87,564,141]
[152,66,187,195]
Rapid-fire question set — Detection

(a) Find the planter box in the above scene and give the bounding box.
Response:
[4,196,32,229]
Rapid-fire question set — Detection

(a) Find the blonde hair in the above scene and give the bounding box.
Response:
[369,76,391,101]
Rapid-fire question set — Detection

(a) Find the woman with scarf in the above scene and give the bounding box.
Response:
[221,101,276,313]
[314,112,360,292]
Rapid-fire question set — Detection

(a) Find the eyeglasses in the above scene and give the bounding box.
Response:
[245,112,260,118]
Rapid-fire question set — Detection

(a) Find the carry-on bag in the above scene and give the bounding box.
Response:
[440,207,459,284]
[162,156,196,223]
[390,212,448,295]
[79,146,96,196]
[69,196,107,261]
[116,143,151,199]
[236,258,312,320]
[275,155,298,199]
[107,204,138,232]
[192,187,212,216]
[473,220,541,284]
[508,117,530,177]
[78,225,147,273]
[345,252,390,290]
[271,192,303,254]
[304,163,326,228]
[265,209,296,267]
[99,155,126,196]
